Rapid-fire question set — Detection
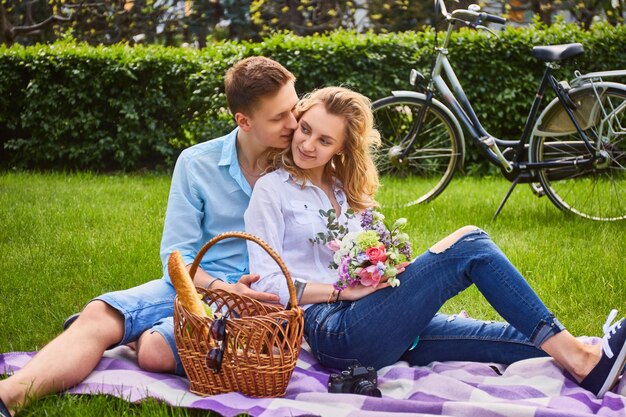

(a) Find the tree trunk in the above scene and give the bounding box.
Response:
[529,0,554,25]
[0,4,16,45]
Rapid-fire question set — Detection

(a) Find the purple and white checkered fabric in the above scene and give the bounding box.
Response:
[1,338,624,417]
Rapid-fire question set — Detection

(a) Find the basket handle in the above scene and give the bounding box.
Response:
[188,232,299,309]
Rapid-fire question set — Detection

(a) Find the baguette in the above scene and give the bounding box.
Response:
[168,250,207,319]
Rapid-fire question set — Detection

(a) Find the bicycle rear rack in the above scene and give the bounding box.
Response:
[570,70,626,87]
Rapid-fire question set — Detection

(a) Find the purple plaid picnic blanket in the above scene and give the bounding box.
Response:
[1,338,625,417]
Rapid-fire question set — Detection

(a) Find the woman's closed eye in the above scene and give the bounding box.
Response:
[300,123,311,135]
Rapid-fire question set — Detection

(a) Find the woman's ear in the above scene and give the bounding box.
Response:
[235,112,252,132]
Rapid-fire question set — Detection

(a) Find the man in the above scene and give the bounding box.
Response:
[0,56,299,415]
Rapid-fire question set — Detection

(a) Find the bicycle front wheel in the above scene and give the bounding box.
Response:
[530,84,626,220]
[372,95,463,206]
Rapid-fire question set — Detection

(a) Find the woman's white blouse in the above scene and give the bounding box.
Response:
[244,168,363,308]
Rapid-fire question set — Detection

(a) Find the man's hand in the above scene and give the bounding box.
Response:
[189,266,280,304]
[230,274,280,303]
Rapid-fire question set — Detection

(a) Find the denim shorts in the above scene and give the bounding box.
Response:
[93,278,185,376]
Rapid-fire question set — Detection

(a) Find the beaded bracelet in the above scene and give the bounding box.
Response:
[327,288,337,304]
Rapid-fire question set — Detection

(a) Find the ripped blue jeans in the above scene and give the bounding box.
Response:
[303,229,565,370]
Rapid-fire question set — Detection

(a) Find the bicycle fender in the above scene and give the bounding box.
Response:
[390,90,466,165]
[528,81,626,161]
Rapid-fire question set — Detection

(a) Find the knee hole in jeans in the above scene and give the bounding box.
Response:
[429,225,481,254]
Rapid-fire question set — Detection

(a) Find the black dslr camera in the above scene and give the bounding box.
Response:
[328,363,381,397]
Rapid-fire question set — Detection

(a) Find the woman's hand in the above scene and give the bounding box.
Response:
[340,281,391,302]
[396,261,411,275]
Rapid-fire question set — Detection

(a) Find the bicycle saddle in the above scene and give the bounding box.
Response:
[532,43,584,62]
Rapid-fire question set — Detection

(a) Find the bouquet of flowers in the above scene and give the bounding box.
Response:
[311,208,412,291]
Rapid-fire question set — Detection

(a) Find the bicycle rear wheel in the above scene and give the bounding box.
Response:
[530,84,626,220]
[372,95,463,206]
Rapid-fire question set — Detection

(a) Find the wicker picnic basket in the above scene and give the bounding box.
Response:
[173,232,305,397]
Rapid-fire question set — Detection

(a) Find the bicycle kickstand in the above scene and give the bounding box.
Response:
[493,176,521,220]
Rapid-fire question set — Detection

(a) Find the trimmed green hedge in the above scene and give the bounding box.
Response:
[0,43,204,171]
[1,23,625,171]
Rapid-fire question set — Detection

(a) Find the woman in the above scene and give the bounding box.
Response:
[243,86,626,398]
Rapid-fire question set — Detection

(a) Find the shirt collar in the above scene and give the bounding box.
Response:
[279,167,343,187]
[278,167,346,204]
[218,127,239,167]
[279,167,310,188]
[277,167,292,182]
[219,127,253,197]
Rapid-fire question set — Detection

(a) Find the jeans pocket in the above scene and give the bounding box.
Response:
[305,302,346,330]
[316,350,360,371]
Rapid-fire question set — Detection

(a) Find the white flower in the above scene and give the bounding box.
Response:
[339,232,358,252]
[394,232,410,244]
[392,218,407,229]
[333,250,345,266]
[373,211,385,222]
[387,276,400,287]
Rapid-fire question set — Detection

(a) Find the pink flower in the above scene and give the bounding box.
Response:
[326,239,341,252]
[358,264,383,287]
[366,244,387,264]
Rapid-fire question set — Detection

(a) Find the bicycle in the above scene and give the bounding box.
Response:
[372,0,626,221]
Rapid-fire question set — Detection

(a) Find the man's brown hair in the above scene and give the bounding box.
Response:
[224,56,296,117]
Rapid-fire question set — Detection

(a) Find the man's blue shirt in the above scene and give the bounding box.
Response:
[160,127,251,284]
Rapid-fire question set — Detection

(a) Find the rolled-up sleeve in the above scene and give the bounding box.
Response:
[244,178,290,307]
[160,151,205,283]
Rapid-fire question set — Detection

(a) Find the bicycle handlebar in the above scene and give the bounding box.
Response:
[435,0,507,26]
[480,12,507,25]
[435,0,449,18]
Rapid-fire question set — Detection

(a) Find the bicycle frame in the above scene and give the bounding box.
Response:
[425,18,600,175]
[374,0,626,220]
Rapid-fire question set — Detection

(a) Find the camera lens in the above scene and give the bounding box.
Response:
[350,380,382,397]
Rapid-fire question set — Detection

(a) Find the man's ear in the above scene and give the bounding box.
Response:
[235,112,252,132]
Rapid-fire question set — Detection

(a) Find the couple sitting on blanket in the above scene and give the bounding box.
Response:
[1,56,625,417]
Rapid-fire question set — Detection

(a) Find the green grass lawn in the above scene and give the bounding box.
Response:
[1,172,625,416]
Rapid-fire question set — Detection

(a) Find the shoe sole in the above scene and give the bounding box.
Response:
[597,336,626,397]
[0,397,11,417]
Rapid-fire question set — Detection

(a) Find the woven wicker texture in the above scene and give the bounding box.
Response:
[173,232,305,397]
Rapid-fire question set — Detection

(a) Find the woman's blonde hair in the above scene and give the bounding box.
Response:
[269,86,381,212]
